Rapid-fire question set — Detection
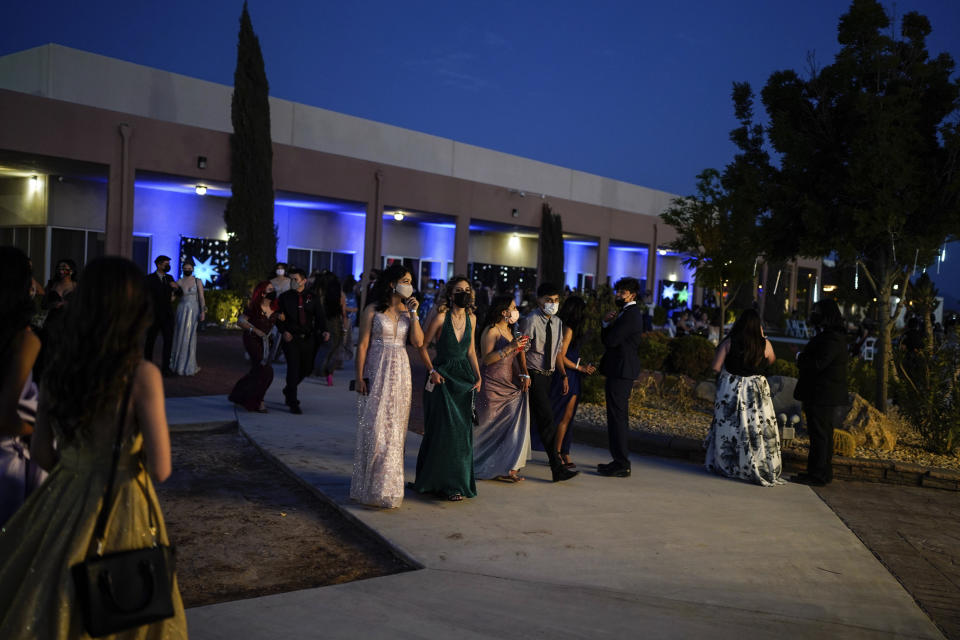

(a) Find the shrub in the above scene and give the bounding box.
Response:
[766,358,798,378]
[205,289,245,327]
[665,335,715,380]
[652,305,668,326]
[638,331,671,372]
[896,347,960,454]
[847,358,877,407]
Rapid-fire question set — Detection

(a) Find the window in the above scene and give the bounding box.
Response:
[132,236,151,274]
[288,248,354,279]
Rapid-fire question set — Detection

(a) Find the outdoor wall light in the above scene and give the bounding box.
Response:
[393,210,405,221]
[658,249,667,256]
[668,273,677,282]
[511,208,519,218]
[195,185,208,196]
[509,233,520,249]
[29,175,40,192]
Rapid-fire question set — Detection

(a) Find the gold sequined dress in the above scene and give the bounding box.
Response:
[0,401,187,639]
[350,312,411,508]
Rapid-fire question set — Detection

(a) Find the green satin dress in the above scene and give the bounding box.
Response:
[413,310,478,499]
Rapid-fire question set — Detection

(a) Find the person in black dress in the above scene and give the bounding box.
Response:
[598,277,645,477]
[276,268,328,413]
[794,299,849,486]
[144,255,181,376]
[230,281,279,412]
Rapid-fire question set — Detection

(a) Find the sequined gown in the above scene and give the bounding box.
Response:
[474,334,531,479]
[350,312,412,509]
[170,280,200,376]
[413,311,477,499]
[0,392,187,639]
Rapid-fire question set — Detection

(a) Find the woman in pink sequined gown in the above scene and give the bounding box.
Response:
[350,265,424,508]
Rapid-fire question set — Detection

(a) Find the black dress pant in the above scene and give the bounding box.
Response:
[529,371,563,471]
[803,404,844,484]
[281,334,315,406]
[605,376,633,468]
[145,316,174,371]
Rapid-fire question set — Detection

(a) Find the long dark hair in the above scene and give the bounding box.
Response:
[727,308,765,369]
[247,280,278,316]
[319,272,343,319]
[368,264,411,313]
[482,294,515,331]
[42,256,150,441]
[811,299,844,333]
[557,295,587,343]
[0,246,34,369]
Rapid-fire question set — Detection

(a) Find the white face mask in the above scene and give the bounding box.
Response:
[395,283,414,299]
[507,309,520,324]
[276,269,285,277]
[543,302,559,316]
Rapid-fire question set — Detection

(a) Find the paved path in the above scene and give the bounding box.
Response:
[173,373,943,639]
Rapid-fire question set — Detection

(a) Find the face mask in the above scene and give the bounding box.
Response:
[452,291,470,308]
[159,264,169,273]
[276,268,285,277]
[543,302,559,316]
[265,290,277,300]
[183,268,194,276]
[395,283,414,299]
[507,309,520,324]
[615,298,626,309]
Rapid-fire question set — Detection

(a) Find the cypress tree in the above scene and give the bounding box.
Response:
[224,1,277,295]
[539,203,565,288]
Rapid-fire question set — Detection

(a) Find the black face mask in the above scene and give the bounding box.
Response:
[265,291,277,300]
[615,298,626,309]
[452,292,470,308]
[183,269,194,276]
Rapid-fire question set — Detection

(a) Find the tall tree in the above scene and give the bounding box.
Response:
[757,0,960,409]
[539,203,564,288]
[224,1,277,294]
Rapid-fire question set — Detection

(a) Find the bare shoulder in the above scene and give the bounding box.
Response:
[136,360,162,386]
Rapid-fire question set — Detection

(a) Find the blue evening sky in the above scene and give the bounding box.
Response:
[2,0,959,305]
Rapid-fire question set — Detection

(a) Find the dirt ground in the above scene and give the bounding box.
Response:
[155,426,412,608]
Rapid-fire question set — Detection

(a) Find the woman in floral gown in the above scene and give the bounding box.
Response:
[704,308,785,486]
[350,265,423,508]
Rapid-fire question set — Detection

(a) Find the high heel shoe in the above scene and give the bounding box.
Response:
[326,374,333,387]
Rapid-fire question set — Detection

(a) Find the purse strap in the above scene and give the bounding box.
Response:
[91,375,135,556]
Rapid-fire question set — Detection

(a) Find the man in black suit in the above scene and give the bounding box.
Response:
[794,299,849,486]
[598,277,646,477]
[276,268,329,414]
[144,255,181,376]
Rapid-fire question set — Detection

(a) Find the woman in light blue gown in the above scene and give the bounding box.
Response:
[170,258,205,376]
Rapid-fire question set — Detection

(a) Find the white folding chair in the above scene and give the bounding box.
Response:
[861,337,876,362]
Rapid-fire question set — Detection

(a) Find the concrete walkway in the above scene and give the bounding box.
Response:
[172,372,943,639]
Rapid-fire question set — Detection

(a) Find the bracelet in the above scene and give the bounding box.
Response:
[429,368,437,376]
[518,374,530,379]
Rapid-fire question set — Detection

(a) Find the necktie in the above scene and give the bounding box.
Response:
[544,317,553,369]
[298,293,307,327]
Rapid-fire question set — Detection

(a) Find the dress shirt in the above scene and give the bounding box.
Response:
[519,308,563,372]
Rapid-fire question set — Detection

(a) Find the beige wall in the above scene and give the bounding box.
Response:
[469,233,538,269]
[48,177,106,230]
[0,176,47,226]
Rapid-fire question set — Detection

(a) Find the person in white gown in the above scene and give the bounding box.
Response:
[350,265,423,508]
[169,258,205,376]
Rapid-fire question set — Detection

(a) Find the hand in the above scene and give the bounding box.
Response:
[581,363,596,375]
[406,297,420,314]
[429,370,446,385]
[199,312,205,323]
[356,378,368,395]
[519,376,531,392]
[322,331,331,342]
[168,280,179,289]
[472,376,482,392]
[283,331,293,343]
[562,376,570,395]
[603,310,618,323]
[513,335,530,351]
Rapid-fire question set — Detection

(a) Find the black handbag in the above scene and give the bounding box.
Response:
[72,379,177,637]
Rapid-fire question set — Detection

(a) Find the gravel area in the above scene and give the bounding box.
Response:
[576,402,960,473]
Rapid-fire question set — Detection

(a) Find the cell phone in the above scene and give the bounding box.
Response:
[425,379,435,392]
[349,378,370,391]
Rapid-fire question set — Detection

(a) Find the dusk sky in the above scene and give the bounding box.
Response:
[2,0,959,305]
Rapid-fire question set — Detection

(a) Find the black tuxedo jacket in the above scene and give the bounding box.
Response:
[276,289,326,339]
[145,272,180,320]
[794,328,848,406]
[599,304,645,380]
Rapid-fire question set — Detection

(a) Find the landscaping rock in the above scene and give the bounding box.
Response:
[765,375,802,419]
[843,393,898,451]
[694,381,716,403]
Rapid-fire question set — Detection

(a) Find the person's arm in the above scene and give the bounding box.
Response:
[406,299,424,348]
[420,310,446,385]
[468,313,482,391]
[134,361,172,482]
[711,338,731,373]
[764,339,776,365]
[480,326,499,365]
[601,309,639,348]
[197,279,206,322]
[0,328,41,436]
[354,305,375,394]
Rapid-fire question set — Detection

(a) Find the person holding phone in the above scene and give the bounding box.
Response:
[350,265,423,508]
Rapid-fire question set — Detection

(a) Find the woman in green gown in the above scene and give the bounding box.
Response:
[414,277,482,501]
[0,257,187,639]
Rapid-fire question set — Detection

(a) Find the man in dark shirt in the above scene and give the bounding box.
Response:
[144,255,181,376]
[598,277,645,477]
[276,268,328,413]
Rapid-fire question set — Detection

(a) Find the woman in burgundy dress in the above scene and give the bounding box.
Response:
[230,281,280,412]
